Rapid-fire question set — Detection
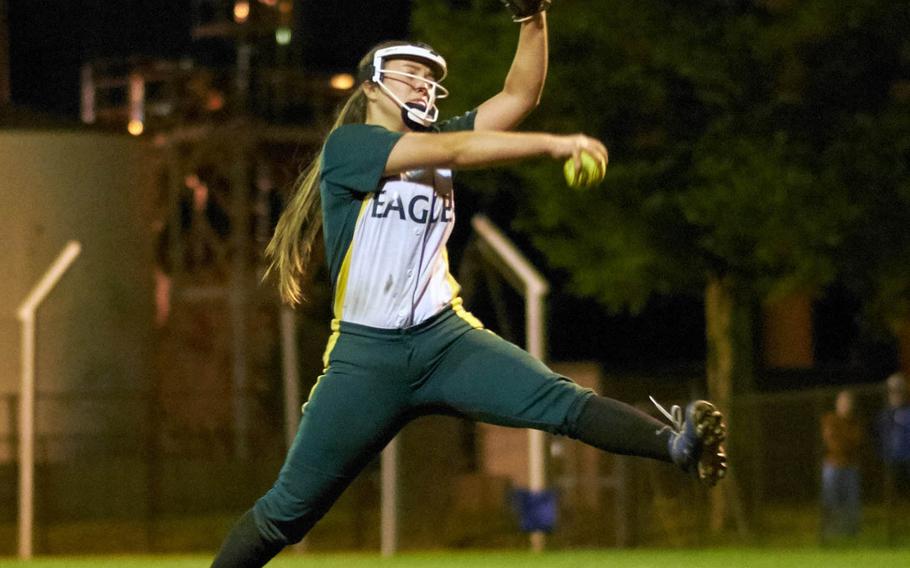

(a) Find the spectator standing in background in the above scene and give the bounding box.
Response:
[878,372,910,544]
[820,389,863,543]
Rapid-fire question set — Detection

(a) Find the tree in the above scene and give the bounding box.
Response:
[803,3,910,368]
[414,0,908,531]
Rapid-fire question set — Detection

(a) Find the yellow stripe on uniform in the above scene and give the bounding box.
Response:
[311,198,371,413]
[321,318,341,370]
[450,298,484,330]
[442,247,462,299]
[332,196,373,321]
[442,248,483,329]
[304,319,342,413]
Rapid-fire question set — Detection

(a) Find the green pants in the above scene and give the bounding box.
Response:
[254,305,594,545]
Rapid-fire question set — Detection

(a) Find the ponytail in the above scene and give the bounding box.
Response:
[264,86,368,304]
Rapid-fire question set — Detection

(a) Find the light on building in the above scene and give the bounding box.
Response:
[206,90,226,111]
[234,1,251,23]
[80,64,96,124]
[128,73,145,130]
[275,27,292,45]
[127,120,144,136]
[330,73,355,91]
[259,0,277,6]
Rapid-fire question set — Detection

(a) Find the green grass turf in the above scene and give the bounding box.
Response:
[1,549,909,568]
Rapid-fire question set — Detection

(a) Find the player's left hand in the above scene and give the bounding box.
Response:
[499,0,552,22]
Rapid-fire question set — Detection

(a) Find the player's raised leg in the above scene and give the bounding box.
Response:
[416,322,727,486]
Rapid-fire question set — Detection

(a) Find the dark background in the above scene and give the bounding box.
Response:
[5,0,886,381]
[7,0,411,116]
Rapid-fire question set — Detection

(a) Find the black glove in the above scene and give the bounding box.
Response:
[500,0,551,22]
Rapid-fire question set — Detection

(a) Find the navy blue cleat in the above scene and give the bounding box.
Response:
[651,397,728,487]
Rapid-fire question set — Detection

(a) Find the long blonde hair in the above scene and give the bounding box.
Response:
[265,40,433,305]
[264,88,367,304]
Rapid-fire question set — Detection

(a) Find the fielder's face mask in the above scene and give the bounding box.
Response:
[360,44,449,131]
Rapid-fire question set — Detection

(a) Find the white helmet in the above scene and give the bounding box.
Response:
[359,42,450,130]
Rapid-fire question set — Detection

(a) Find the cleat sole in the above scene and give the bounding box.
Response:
[691,401,728,487]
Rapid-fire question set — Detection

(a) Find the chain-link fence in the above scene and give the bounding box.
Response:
[3,377,908,555]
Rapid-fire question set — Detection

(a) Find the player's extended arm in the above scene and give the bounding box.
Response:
[384,129,606,176]
[474,12,548,132]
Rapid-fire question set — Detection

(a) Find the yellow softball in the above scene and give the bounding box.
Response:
[563,151,606,189]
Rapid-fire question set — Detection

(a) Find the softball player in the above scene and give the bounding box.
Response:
[212,3,726,566]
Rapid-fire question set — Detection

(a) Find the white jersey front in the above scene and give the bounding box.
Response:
[338,169,459,328]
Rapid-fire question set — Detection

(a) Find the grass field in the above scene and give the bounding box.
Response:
[2,548,909,568]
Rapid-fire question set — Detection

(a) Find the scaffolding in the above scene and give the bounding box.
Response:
[76,0,348,462]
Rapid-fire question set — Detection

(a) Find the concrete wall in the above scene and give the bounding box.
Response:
[0,129,155,463]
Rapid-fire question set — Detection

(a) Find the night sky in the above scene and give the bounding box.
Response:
[7,0,411,116]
